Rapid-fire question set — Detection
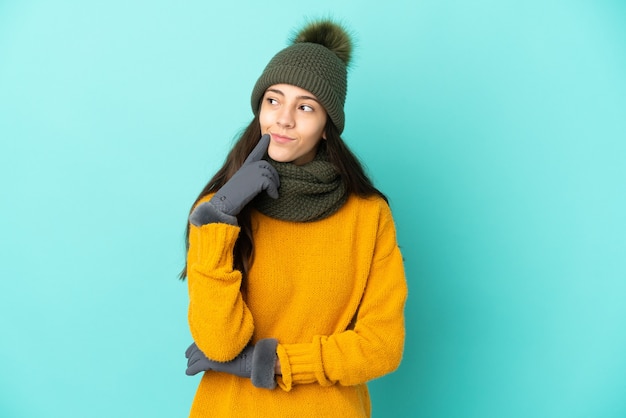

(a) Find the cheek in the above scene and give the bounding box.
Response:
[258,118,268,133]
[314,120,327,141]
[316,115,328,138]
[258,107,270,131]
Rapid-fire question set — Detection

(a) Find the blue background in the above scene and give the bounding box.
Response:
[1,1,625,417]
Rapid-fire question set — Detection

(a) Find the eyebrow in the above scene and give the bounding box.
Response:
[265,88,320,103]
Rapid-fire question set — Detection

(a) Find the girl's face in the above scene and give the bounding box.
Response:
[259,83,327,166]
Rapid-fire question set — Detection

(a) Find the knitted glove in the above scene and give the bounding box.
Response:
[189,134,280,226]
[185,339,278,389]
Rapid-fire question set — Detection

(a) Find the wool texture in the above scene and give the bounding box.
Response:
[186,194,407,417]
[253,149,347,222]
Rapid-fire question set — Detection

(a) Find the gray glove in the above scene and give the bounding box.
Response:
[185,339,278,389]
[189,134,280,226]
[185,342,254,377]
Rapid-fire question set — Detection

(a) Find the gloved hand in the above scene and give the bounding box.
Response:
[189,134,280,226]
[185,342,254,377]
[185,339,278,389]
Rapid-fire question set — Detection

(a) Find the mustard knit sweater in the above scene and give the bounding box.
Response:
[186,194,407,417]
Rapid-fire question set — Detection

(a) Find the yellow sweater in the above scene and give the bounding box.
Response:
[187,194,407,417]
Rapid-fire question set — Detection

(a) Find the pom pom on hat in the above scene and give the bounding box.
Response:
[251,19,353,133]
[290,19,353,66]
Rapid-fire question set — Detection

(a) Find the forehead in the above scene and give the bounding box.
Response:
[266,83,318,99]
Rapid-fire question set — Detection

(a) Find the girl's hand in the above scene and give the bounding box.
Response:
[189,134,280,226]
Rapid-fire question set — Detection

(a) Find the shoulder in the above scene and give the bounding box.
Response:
[344,193,393,219]
[343,194,401,261]
[338,193,397,235]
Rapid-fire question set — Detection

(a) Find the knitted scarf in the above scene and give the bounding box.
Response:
[253,150,348,222]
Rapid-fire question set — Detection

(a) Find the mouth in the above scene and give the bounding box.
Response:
[270,133,295,144]
[270,133,295,143]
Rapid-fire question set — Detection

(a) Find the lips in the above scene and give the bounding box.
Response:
[270,133,295,143]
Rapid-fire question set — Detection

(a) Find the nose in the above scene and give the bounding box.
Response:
[276,106,295,128]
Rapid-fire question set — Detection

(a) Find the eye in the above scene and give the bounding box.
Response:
[300,104,314,112]
[266,97,278,105]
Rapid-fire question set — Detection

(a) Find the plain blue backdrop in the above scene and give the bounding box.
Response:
[1,1,625,417]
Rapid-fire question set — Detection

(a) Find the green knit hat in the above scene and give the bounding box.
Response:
[251,19,353,133]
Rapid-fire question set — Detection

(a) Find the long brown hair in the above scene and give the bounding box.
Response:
[179,115,386,280]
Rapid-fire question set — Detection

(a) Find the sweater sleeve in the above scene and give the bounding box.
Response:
[187,221,255,361]
[275,205,407,391]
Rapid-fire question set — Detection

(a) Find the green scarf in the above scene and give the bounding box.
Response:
[253,150,348,222]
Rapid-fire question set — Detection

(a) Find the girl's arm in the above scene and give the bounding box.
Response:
[187,221,254,361]
[186,135,278,361]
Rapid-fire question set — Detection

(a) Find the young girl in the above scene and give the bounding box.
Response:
[181,19,407,417]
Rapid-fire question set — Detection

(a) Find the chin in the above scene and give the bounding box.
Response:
[267,149,292,163]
